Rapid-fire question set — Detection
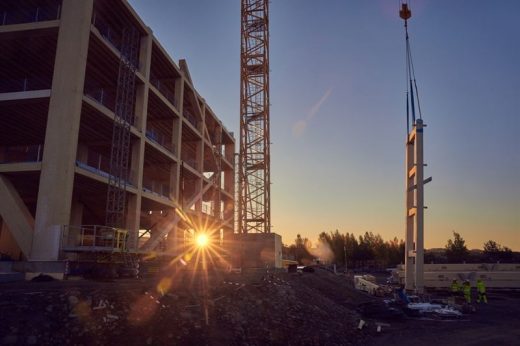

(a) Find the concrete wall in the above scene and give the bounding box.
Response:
[232,233,283,269]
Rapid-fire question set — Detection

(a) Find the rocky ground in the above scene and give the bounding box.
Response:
[0,267,376,345]
[1,267,519,345]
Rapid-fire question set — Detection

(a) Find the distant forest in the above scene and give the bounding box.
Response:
[283,230,520,269]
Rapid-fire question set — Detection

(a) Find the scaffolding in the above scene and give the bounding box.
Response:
[239,0,270,234]
[211,130,223,223]
[105,27,139,233]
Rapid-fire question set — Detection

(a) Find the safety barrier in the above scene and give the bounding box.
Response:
[61,225,127,252]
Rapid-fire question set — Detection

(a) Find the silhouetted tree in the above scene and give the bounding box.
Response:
[386,237,405,266]
[294,234,314,264]
[445,231,469,263]
[483,240,513,262]
[308,230,406,268]
[345,232,359,264]
[282,244,295,260]
[291,230,517,267]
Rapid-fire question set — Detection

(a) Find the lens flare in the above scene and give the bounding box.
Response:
[196,233,209,248]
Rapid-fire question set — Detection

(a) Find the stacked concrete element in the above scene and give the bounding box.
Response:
[395,263,520,288]
[232,233,282,269]
[0,0,235,262]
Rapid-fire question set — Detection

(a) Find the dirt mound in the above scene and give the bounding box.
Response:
[210,268,374,345]
[0,267,375,345]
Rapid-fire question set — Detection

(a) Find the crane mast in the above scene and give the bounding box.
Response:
[239,0,270,234]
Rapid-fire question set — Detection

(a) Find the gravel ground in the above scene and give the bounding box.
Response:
[1,267,518,345]
[367,290,520,346]
[0,267,374,345]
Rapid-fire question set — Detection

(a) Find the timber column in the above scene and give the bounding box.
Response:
[32,0,93,260]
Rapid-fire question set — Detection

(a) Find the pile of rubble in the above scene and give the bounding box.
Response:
[0,267,379,345]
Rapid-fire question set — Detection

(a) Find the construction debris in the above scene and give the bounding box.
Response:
[407,302,443,312]
[2,267,520,345]
[0,268,376,345]
[433,307,463,317]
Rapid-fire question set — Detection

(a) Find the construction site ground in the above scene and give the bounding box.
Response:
[1,267,519,345]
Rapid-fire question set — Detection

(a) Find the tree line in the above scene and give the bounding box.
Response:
[436,231,518,263]
[283,230,519,268]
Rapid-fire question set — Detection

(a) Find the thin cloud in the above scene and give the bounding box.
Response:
[308,88,333,120]
[292,88,333,138]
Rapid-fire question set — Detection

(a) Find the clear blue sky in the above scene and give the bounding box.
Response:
[128,0,520,250]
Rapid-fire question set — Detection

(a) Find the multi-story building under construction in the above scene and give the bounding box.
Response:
[0,0,235,263]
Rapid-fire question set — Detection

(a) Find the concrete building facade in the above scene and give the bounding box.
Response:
[0,0,235,262]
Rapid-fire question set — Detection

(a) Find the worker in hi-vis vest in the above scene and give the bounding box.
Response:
[463,280,472,303]
[476,279,488,304]
[451,279,461,295]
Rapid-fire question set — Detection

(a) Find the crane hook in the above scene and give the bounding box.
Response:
[400,3,412,21]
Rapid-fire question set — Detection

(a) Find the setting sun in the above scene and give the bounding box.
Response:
[196,233,209,248]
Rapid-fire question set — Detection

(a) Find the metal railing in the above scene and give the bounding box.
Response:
[76,154,136,188]
[92,13,122,52]
[0,145,43,163]
[184,111,199,130]
[91,12,140,68]
[84,88,137,126]
[61,225,127,252]
[142,180,170,199]
[0,3,61,26]
[85,87,115,110]
[183,158,198,170]
[145,128,175,154]
[77,151,110,177]
[150,76,177,108]
[0,77,52,93]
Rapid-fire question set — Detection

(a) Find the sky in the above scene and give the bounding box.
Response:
[128,0,520,250]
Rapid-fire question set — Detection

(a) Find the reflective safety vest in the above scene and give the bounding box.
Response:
[463,283,471,296]
[451,281,460,292]
[477,281,486,293]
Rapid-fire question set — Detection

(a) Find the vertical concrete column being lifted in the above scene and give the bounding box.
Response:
[32,0,93,260]
[414,119,425,292]
[405,119,425,293]
[404,134,415,290]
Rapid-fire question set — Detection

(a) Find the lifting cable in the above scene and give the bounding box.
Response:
[400,0,422,134]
